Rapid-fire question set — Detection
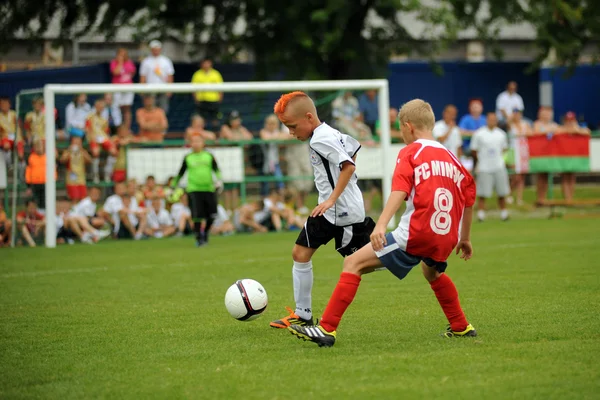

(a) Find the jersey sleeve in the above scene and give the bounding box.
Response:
[343,134,361,158]
[463,174,476,207]
[310,135,354,169]
[391,146,415,193]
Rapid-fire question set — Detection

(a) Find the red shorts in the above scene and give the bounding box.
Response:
[90,140,114,152]
[112,170,126,183]
[67,184,87,201]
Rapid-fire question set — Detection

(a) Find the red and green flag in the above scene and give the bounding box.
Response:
[527,134,590,173]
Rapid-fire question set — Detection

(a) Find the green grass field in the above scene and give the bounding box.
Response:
[2,216,600,399]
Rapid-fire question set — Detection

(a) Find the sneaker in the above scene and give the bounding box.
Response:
[288,324,336,347]
[270,306,313,329]
[95,230,111,241]
[81,233,95,244]
[134,232,143,241]
[196,239,206,247]
[442,323,477,338]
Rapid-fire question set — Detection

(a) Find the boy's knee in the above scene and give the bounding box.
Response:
[343,254,361,274]
[292,245,312,263]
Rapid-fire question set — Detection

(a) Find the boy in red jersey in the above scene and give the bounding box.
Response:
[288,99,477,347]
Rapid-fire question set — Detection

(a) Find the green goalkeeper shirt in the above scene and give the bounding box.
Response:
[174,150,221,192]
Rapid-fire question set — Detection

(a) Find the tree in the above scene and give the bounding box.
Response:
[1,0,598,79]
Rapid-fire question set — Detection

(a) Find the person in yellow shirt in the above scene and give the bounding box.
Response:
[0,97,24,168]
[86,98,117,183]
[24,97,46,144]
[191,58,223,131]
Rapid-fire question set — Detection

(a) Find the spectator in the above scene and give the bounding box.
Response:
[259,114,288,196]
[496,81,524,129]
[25,140,55,212]
[191,57,224,131]
[56,199,79,245]
[98,181,127,234]
[117,195,148,240]
[234,200,269,233]
[0,202,11,247]
[65,94,92,139]
[282,124,311,214]
[111,125,140,183]
[24,97,46,144]
[558,111,591,204]
[375,107,403,141]
[532,106,560,205]
[67,188,111,243]
[433,104,463,158]
[458,98,486,155]
[220,110,252,214]
[358,89,379,133]
[145,197,176,238]
[136,94,168,142]
[86,98,118,183]
[210,204,235,236]
[185,115,216,146]
[219,110,252,141]
[470,112,510,222]
[110,48,136,129]
[141,175,165,208]
[507,109,532,206]
[331,91,372,141]
[16,199,45,247]
[170,193,193,236]
[127,179,146,209]
[0,96,24,168]
[70,186,106,229]
[102,93,123,136]
[60,136,92,201]
[139,40,174,113]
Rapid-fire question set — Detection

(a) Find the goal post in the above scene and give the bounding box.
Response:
[43,79,393,248]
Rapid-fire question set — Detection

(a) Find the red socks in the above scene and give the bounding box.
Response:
[430,274,468,332]
[320,272,361,332]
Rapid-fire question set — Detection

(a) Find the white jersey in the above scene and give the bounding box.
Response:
[71,197,97,218]
[470,126,508,173]
[309,122,365,226]
[103,194,124,233]
[170,202,191,224]
[147,208,173,229]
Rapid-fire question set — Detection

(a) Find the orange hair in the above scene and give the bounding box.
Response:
[274,91,308,116]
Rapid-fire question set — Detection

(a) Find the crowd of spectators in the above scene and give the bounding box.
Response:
[0,42,595,247]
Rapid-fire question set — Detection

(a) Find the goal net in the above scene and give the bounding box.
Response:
[31,80,393,248]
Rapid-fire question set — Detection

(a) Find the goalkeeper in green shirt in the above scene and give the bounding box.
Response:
[170,135,223,246]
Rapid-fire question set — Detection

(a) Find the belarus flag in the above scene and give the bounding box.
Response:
[527,134,590,173]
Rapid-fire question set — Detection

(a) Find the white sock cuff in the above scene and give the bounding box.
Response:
[293,260,312,271]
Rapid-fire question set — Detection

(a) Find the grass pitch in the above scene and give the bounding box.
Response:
[1,216,600,399]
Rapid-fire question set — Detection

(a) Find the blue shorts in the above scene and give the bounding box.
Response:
[375,233,448,280]
[68,127,85,138]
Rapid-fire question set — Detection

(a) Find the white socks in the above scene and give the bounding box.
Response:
[92,158,100,179]
[104,156,116,181]
[477,209,485,221]
[500,209,509,220]
[292,260,313,320]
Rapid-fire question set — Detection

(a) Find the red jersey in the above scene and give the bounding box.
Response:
[391,139,476,262]
[17,210,45,233]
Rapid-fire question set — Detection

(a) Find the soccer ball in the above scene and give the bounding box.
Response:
[224,279,268,321]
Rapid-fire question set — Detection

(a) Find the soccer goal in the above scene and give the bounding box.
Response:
[39,79,394,248]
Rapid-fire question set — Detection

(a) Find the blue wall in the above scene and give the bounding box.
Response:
[388,62,540,122]
[541,65,600,129]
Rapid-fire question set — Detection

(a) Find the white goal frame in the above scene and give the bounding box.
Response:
[43,80,392,248]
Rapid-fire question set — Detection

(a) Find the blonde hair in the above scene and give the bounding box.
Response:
[264,114,279,127]
[398,99,435,131]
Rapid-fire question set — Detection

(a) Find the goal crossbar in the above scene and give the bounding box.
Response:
[43,79,392,247]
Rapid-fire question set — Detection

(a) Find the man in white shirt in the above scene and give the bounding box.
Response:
[145,198,175,238]
[271,91,375,329]
[470,112,510,222]
[139,40,174,114]
[495,81,524,127]
[432,104,463,157]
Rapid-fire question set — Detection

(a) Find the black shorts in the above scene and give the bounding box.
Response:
[57,227,77,241]
[188,191,218,221]
[117,222,139,239]
[295,216,376,257]
[196,101,220,126]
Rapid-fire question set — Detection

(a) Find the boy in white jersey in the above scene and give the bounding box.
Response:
[287,99,477,347]
[270,91,375,329]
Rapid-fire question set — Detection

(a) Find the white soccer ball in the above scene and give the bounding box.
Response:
[224,279,268,321]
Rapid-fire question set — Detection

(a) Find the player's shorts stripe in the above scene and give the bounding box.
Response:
[375,242,400,258]
[304,221,310,247]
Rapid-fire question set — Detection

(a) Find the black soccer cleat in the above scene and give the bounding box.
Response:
[442,323,477,338]
[288,324,336,347]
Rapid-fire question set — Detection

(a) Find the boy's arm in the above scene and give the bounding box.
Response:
[370,190,406,251]
[311,160,355,217]
[455,206,473,260]
[171,158,187,188]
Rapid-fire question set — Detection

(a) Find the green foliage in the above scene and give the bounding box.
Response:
[1,216,600,398]
[1,0,598,78]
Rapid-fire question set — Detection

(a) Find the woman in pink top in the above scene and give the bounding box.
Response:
[110,48,137,129]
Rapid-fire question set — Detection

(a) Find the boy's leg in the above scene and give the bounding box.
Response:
[422,263,474,336]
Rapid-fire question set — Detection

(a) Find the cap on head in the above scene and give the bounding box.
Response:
[149,40,162,49]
